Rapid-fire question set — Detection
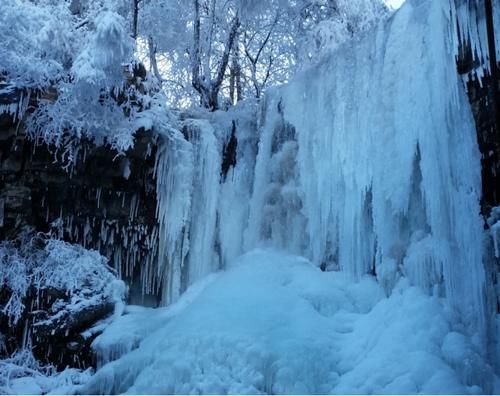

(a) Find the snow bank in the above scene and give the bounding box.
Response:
[91,273,218,368]
[81,250,492,394]
[0,349,91,395]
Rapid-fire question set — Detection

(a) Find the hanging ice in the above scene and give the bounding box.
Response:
[182,120,221,285]
[154,118,221,305]
[148,0,489,342]
[65,0,499,393]
[243,0,487,335]
[154,128,193,305]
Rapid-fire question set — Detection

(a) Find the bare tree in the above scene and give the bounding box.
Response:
[229,31,243,105]
[242,12,280,98]
[191,0,240,110]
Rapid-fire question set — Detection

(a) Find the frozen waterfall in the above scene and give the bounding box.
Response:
[153,0,489,338]
[244,0,487,336]
[75,0,500,393]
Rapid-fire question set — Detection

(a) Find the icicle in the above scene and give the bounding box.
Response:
[96,187,102,209]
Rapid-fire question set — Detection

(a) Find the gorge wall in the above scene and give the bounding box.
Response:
[0,104,160,306]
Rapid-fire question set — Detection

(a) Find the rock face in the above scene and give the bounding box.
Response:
[1,284,115,370]
[0,84,161,370]
[0,108,160,306]
[455,6,500,317]
[458,49,500,219]
[453,0,500,220]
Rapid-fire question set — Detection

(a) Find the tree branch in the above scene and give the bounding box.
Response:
[213,15,240,92]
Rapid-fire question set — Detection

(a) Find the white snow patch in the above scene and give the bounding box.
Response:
[0,349,92,395]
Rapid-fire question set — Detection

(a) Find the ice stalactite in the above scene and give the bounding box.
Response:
[0,88,31,122]
[243,0,487,336]
[154,119,222,305]
[488,207,500,258]
[155,127,193,306]
[183,120,221,286]
[454,0,490,79]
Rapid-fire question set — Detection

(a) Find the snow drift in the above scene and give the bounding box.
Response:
[82,250,492,394]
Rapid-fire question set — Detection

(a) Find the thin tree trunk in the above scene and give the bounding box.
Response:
[230,33,242,105]
[132,0,140,39]
[148,37,162,87]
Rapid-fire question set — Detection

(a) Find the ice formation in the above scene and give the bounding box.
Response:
[154,118,222,305]
[4,0,492,393]
[241,0,488,337]
[150,0,490,339]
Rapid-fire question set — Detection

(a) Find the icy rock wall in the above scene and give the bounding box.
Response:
[456,0,500,216]
[242,0,487,334]
[0,110,160,306]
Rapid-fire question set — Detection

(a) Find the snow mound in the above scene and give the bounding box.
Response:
[0,236,125,325]
[0,349,92,395]
[81,250,491,394]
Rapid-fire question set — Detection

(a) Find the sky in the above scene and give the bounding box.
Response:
[385,0,405,9]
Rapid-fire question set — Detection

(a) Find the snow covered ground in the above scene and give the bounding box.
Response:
[74,249,493,394]
[0,349,92,395]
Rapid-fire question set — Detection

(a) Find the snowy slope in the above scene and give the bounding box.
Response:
[82,250,491,394]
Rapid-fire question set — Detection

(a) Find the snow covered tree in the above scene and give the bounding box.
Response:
[0,0,170,163]
[191,0,241,110]
[295,0,389,66]
[135,0,388,108]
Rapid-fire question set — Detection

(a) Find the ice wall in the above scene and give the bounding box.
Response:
[243,0,487,334]
[454,0,500,79]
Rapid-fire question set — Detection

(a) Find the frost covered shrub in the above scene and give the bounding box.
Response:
[0,0,73,89]
[25,6,140,160]
[0,236,44,324]
[0,233,125,325]
[1,0,166,162]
